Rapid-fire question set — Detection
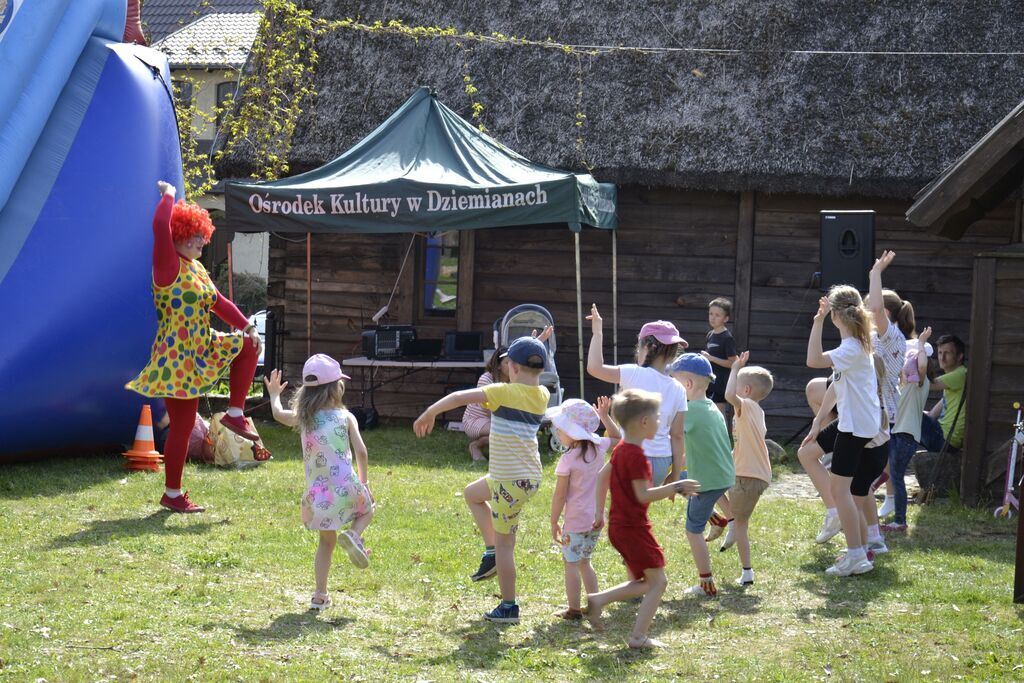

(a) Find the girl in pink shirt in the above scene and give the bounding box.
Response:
[549,397,619,620]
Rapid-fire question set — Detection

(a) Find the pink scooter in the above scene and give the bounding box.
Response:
[994,402,1024,519]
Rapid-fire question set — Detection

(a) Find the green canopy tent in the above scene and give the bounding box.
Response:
[225,87,618,396]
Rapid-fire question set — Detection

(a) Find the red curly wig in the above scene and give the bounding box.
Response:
[170,200,215,244]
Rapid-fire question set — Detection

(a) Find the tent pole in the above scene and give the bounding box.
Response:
[306,232,312,357]
[574,231,584,398]
[612,229,618,366]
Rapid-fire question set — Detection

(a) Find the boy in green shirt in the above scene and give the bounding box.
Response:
[670,353,736,597]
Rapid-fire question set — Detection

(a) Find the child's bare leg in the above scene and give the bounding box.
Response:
[734,516,752,568]
[629,568,668,646]
[830,474,863,550]
[859,494,879,529]
[855,497,869,550]
[469,436,488,461]
[494,530,516,602]
[586,576,650,628]
[686,530,712,576]
[314,531,337,595]
[798,441,836,508]
[564,560,582,610]
[580,558,598,596]
[350,507,373,537]
[463,477,496,547]
[717,494,734,519]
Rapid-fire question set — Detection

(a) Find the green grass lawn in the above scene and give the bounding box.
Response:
[1,424,1021,681]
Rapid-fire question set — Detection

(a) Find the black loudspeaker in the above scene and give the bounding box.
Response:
[820,210,875,292]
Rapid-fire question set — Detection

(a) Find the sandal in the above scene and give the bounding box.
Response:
[553,608,584,620]
[339,530,370,569]
[309,591,331,610]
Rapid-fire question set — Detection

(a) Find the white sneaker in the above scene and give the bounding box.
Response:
[867,538,888,555]
[815,513,842,544]
[737,569,754,586]
[878,496,895,518]
[684,584,706,595]
[719,521,736,551]
[825,554,874,577]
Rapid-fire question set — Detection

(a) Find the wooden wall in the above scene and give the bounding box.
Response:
[266,186,1017,439]
[964,246,1024,504]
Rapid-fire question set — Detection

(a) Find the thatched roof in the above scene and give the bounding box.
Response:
[218,0,1024,199]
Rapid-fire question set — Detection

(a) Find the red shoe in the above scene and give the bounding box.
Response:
[220,414,259,441]
[160,491,205,513]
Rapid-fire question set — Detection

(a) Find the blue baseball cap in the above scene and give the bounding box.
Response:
[502,336,547,369]
[670,352,715,380]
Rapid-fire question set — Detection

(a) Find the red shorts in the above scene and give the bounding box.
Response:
[608,523,665,578]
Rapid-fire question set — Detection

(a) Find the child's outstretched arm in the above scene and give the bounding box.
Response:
[632,477,701,504]
[592,462,612,531]
[916,326,932,387]
[413,388,487,437]
[263,369,298,427]
[346,411,370,487]
[868,250,895,337]
[724,350,750,416]
[806,297,832,368]
[595,395,621,448]
[585,304,621,383]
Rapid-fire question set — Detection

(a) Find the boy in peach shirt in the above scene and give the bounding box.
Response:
[722,351,774,586]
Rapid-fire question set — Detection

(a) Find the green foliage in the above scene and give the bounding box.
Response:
[213,268,267,318]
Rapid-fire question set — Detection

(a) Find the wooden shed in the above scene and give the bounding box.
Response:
[219,0,1024,439]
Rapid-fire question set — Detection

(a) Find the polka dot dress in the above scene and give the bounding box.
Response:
[127,257,244,399]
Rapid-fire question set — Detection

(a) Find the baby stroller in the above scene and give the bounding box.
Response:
[494,304,565,453]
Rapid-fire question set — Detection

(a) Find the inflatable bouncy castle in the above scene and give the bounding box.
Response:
[0,1,184,458]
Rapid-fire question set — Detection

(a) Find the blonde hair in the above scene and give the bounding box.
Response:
[611,388,661,430]
[828,285,873,353]
[290,380,345,433]
[739,366,774,401]
[881,289,916,338]
[672,369,712,391]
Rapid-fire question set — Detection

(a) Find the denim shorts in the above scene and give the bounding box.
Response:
[685,487,730,534]
[648,456,672,488]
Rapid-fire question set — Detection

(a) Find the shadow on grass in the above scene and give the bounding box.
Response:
[792,546,899,620]
[229,611,353,642]
[899,502,1018,564]
[0,453,125,500]
[49,510,230,549]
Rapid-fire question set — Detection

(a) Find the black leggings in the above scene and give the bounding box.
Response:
[830,431,870,478]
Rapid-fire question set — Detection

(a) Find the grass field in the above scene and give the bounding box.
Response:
[1,423,1021,681]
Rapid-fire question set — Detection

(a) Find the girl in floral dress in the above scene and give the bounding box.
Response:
[265,354,374,610]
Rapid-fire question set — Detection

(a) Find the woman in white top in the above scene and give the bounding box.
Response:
[586,305,687,488]
[806,286,880,577]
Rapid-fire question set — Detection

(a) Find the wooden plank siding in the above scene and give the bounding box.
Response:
[265,187,1016,441]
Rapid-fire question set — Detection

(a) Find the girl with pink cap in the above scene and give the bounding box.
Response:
[548,396,620,619]
[586,305,688,492]
[265,354,374,610]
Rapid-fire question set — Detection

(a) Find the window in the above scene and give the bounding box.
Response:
[216,81,236,128]
[421,232,459,316]
[172,79,193,109]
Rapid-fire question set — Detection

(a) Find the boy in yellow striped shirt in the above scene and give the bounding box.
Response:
[414,336,550,624]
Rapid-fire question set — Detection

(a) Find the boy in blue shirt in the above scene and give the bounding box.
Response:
[670,353,736,597]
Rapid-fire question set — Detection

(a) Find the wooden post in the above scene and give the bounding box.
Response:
[961,256,996,505]
[574,230,585,399]
[226,241,234,302]
[734,191,755,351]
[456,230,475,330]
[1016,491,1024,602]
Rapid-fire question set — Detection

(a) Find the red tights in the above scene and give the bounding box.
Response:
[163,340,258,489]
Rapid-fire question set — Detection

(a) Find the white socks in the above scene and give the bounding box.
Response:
[740,568,755,584]
[226,407,243,418]
[867,524,882,543]
[826,507,838,518]
[847,547,867,562]
[165,488,182,498]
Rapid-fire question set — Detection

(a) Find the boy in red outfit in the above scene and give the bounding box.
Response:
[587,389,700,649]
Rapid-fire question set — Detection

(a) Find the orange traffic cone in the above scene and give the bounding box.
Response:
[122,405,163,472]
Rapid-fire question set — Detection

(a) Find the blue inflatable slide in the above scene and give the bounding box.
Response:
[0,1,184,458]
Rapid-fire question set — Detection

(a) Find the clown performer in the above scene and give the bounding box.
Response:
[126,181,263,513]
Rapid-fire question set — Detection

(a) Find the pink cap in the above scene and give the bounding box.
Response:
[638,320,688,347]
[302,353,349,386]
